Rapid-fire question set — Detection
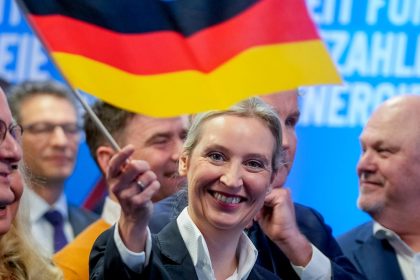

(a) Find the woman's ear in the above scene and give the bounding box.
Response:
[96,146,115,174]
[178,152,189,176]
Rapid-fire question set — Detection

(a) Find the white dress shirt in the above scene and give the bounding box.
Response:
[24,187,74,257]
[101,196,121,225]
[114,207,258,279]
[291,244,332,279]
[374,222,420,280]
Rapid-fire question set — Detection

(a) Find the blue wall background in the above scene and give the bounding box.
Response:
[1,0,419,235]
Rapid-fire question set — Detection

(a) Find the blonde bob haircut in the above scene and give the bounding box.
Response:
[183,97,284,172]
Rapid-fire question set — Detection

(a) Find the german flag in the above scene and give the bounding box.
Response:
[18,0,340,117]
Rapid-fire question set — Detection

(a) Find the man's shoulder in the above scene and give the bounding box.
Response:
[68,204,99,235]
[337,221,375,265]
[338,221,373,246]
[293,203,319,216]
[293,203,331,232]
[68,204,98,221]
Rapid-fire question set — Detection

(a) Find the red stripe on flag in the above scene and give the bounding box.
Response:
[28,0,318,75]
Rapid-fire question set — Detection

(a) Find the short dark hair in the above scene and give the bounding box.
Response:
[83,101,136,164]
[7,80,77,123]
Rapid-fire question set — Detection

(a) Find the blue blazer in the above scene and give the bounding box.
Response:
[248,203,365,280]
[68,204,98,236]
[90,221,280,280]
[338,222,403,280]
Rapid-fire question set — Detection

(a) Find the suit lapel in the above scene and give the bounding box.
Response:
[155,222,198,280]
[354,232,404,280]
[67,205,83,235]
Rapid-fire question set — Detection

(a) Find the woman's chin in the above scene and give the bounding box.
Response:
[0,221,12,237]
[207,213,248,232]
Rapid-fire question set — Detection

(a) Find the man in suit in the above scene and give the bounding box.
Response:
[7,81,97,257]
[338,95,420,280]
[53,101,187,279]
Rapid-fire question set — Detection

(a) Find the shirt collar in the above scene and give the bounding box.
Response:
[373,221,414,257]
[373,221,397,240]
[24,186,69,222]
[176,207,258,280]
[101,196,121,225]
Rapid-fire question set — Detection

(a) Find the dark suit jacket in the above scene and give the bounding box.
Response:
[90,221,280,280]
[247,203,364,280]
[338,222,403,280]
[68,204,98,236]
[151,192,363,280]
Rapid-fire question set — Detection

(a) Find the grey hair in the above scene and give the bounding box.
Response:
[7,80,77,123]
[183,97,284,172]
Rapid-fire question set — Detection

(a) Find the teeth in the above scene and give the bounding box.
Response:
[213,192,241,204]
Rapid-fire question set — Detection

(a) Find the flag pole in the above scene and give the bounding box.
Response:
[74,89,121,151]
[15,0,121,152]
[73,89,146,190]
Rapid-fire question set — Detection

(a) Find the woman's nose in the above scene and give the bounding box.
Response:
[220,163,243,188]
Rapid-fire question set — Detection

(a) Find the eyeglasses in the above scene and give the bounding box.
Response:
[22,122,81,136]
[0,120,24,145]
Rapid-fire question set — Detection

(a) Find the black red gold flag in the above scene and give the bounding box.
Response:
[17,0,340,116]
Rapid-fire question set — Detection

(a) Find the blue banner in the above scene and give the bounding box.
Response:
[293,0,420,235]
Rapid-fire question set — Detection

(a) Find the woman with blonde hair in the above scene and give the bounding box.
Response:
[0,86,62,279]
[90,97,283,279]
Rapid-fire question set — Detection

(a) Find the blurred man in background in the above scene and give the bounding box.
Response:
[8,81,97,257]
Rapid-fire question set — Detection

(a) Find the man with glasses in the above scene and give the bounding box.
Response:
[8,81,97,257]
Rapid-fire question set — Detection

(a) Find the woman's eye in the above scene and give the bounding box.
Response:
[208,152,224,162]
[245,160,264,169]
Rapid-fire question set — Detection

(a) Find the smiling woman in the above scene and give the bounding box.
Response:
[0,90,22,237]
[0,87,62,279]
[90,97,284,280]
